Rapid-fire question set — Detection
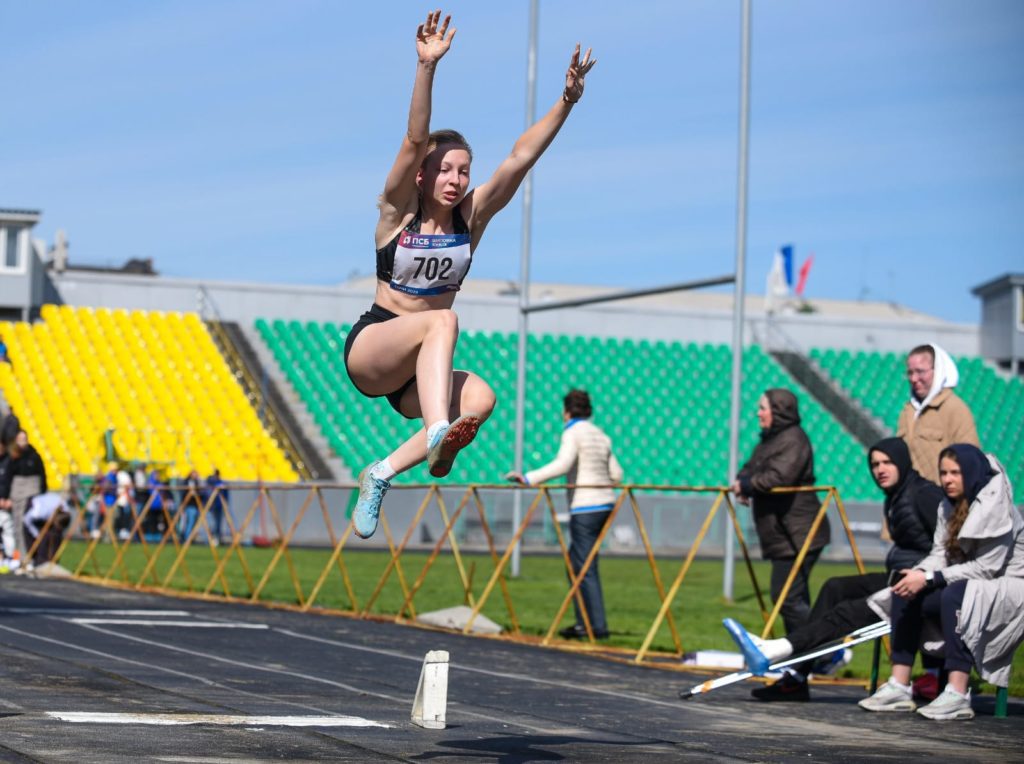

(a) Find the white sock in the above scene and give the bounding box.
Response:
[370,458,396,482]
[426,420,450,448]
[758,637,794,663]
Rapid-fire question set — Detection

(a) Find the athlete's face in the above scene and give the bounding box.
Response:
[418,146,471,209]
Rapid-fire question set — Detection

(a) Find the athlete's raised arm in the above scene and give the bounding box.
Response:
[378,11,457,233]
[466,43,596,240]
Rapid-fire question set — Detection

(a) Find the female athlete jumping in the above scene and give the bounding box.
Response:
[343,10,596,538]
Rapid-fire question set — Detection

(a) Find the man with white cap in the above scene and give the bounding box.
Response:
[896,343,979,485]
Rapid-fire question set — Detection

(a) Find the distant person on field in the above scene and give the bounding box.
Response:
[205,469,231,544]
[114,465,134,541]
[23,492,72,566]
[3,431,48,562]
[0,405,19,447]
[731,389,830,633]
[507,389,623,640]
[896,343,978,484]
[0,441,16,570]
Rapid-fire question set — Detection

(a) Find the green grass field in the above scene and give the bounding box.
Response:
[57,540,1023,696]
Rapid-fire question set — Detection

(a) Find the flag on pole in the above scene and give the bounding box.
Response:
[795,254,814,297]
[765,245,793,313]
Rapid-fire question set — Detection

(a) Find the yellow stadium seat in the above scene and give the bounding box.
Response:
[0,308,298,486]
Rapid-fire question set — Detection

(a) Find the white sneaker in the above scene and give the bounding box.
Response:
[90,529,102,540]
[117,529,130,541]
[858,678,917,712]
[917,686,975,720]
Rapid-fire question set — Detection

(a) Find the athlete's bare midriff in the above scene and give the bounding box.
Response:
[373,280,458,314]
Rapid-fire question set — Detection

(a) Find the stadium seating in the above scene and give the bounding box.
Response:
[257,319,880,500]
[810,348,1024,493]
[0,306,297,486]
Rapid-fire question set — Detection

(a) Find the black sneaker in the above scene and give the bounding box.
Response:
[751,673,810,702]
[558,624,610,640]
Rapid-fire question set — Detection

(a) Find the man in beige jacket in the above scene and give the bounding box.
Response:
[508,389,623,639]
[896,344,979,484]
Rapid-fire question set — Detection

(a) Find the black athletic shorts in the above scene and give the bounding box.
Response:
[343,303,417,418]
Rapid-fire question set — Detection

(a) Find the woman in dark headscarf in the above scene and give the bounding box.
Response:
[860,444,1024,720]
[732,389,830,632]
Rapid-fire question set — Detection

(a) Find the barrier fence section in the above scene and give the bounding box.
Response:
[41,481,867,671]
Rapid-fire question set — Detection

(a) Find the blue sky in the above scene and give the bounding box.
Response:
[3,1,1021,324]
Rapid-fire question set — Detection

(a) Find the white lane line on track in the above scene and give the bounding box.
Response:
[0,609,192,616]
[68,619,268,629]
[46,711,390,728]
[274,628,694,712]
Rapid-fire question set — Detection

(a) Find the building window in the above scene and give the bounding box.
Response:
[1,227,24,271]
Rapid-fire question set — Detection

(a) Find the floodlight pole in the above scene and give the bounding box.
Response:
[511,0,539,578]
[724,0,752,602]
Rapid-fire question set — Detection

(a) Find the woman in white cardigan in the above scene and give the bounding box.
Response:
[860,443,1024,720]
[508,389,624,639]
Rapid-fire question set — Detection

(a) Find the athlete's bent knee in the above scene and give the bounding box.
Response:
[429,309,459,338]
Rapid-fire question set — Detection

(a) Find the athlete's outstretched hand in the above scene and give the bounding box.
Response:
[563,43,596,104]
[417,9,456,65]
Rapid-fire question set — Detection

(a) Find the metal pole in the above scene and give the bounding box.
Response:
[725,0,752,602]
[511,0,539,578]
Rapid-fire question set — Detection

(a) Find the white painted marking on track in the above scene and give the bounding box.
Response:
[46,711,390,728]
[68,619,268,629]
[0,608,192,616]
[59,621,586,735]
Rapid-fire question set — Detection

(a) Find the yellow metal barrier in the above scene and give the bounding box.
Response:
[50,480,868,673]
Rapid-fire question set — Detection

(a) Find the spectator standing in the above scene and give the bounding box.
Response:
[732,389,830,633]
[896,343,979,484]
[114,466,134,541]
[179,469,206,542]
[507,390,624,640]
[4,431,47,561]
[100,462,118,537]
[143,469,169,541]
[0,441,15,571]
[206,469,231,545]
[1,405,19,447]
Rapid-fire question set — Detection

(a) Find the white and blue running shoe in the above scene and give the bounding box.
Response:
[353,463,390,539]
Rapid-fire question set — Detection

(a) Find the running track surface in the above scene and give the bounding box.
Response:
[0,577,1020,763]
